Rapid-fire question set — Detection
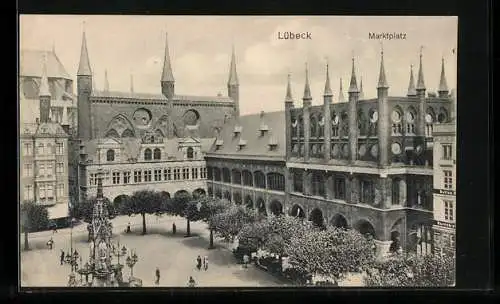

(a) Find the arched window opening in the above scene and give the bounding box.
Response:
[405,108,417,135]
[293,170,304,193]
[232,169,242,185]
[144,148,152,160]
[187,147,194,159]
[267,173,285,191]
[310,115,317,138]
[213,168,221,182]
[318,114,324,137]
[106,149,115,162]
[254,171,266,189]
[222,168,231,183]
[360,179,375,205]
[242,170,253,186]
[309,208,325,229]
[223,191,231,202]
[298,116,304,137]
[331,112,339,137]
[391,108,403,135]
[245,196,253,209]
[233,192,242,205]
[311,171,326,198]
[153,148,161,160]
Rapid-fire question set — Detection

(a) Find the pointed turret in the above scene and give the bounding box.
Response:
[285,73,294,103]
[324,63,333,97]
[39,53,51,97]
[377,49,389,89]
[39,53,51,124]
[359,77,364,99]
[228,45,240,117]
[438,57,449,98]
[416,48,426,91]
[77,29,92,76]
[228,45,239,86]
[130,74,134,93]
[104,70,109,92]
[161,32,175,99]
[348,57,359,93]
[77,25,93,141]
[303,63,312,102]
[407,64,417,96]
[338,78,345,103]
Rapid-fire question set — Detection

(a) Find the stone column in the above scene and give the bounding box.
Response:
[399,178,407,207]
[380,177,392,209]
[325,173,334,200]
[349,175,359,204]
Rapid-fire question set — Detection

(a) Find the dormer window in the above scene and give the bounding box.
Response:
[234,125,242,136]
[238,139,247,150]
[215,139,224,150]
[259,124,269,136]
[187,147,194,159]
[268,136,278,150]
[106,149,115,162]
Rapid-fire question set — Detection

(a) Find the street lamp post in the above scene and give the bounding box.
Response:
[126,250,138,278]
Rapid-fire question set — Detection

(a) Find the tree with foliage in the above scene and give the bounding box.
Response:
[122,190,163,235]
[365,253,455,287]
[210,203,257,243]
[262,215,313,256]
[167,192,201,237]
[238,219,272,252]
[72,196,114,223]
[285,227,375,284]
[20,200,49,250]
[196,197,232,248]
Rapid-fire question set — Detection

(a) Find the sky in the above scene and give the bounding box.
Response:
[20,15,457,115]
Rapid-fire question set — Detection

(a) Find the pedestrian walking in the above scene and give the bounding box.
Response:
[203,256,208,271]
[188,276,196,287]
[47,237,54,250]
[155,267,160,285]
[172,222,177,235]
[60,250,65,265]
[196,255,202,270]
[126,222,131,233]
[243,254,249,268]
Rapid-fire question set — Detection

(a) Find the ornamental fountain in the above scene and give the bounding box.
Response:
[68,143,142,287]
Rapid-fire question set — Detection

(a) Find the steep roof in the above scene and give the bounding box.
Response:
[206,111,285,160]
[92,90,233,103]
[20,122,68,138]
[20,50,72,79]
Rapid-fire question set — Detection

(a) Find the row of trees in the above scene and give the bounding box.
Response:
[70,191,455,287]
[201,203,455,287]
[21,200,50,250]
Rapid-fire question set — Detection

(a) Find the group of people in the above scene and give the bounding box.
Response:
[60,249,79,266]
[196,255,208,271]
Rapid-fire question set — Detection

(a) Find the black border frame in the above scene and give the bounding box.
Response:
[8,0,493,301]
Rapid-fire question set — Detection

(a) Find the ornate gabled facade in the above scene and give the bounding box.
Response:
[78,130,212,205]
[205,110,286,215]
[75,30,239,143]
[72,29,241,204]
[285,50,453,257]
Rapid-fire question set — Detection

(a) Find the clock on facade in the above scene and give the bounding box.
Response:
[391,142,402,155]
[425,114,433,124]
[406,112,415,122]
[332,115,339,125]
[391,110,402,123]
[370,110,378,123]
[370,144,378,158]
[358,144,366,157]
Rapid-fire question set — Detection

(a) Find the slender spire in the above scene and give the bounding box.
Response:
[377,46,389,89]
[228,44,239,86]
[39,53,51,97]
[285,73,294,102]
[303,63,312,101]
[416,46,426,90]
[407,64,417,96]
[324,62,333,96]
[348,57,358,93]
[77,23,92,76]
[130,74,134,93]
[438,57,449,93]
[104,69,109,92]
[338,78,345,103]
[359,76,364,99]
[161,32,175,82]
